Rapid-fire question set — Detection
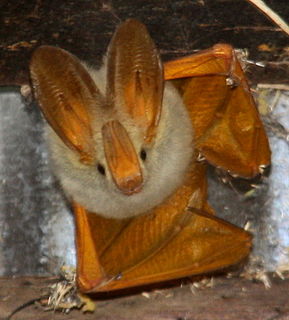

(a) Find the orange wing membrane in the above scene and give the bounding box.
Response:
[165,44,270,178]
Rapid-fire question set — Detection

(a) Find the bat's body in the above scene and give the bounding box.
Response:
[30,19,270,292]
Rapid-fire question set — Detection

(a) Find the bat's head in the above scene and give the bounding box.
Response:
[30,19,193,218]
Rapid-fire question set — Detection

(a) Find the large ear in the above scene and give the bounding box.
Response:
[106,19,164,143]
[30,46,101,165]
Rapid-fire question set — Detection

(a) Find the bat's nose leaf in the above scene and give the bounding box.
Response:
[102,120,143,195]
[118,176,143,195]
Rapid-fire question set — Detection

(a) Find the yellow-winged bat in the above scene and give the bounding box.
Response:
[29,19,270,293]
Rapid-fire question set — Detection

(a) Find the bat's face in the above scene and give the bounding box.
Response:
[30,20,194,219]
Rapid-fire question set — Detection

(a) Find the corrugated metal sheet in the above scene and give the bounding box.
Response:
[0,89,75,276]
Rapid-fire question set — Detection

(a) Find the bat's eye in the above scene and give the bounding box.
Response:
[140,149,147,161]
[97,163,106,175]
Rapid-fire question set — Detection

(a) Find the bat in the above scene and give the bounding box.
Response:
[29,19,270,293]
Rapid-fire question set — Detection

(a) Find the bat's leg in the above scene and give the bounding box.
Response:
[73,202,107,292]
[73,202,132,292]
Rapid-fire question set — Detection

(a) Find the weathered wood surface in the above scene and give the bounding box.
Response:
[1,276,289,320]
[1,0,289,86]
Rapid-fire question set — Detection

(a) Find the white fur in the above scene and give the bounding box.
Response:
[47,64,194,219]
